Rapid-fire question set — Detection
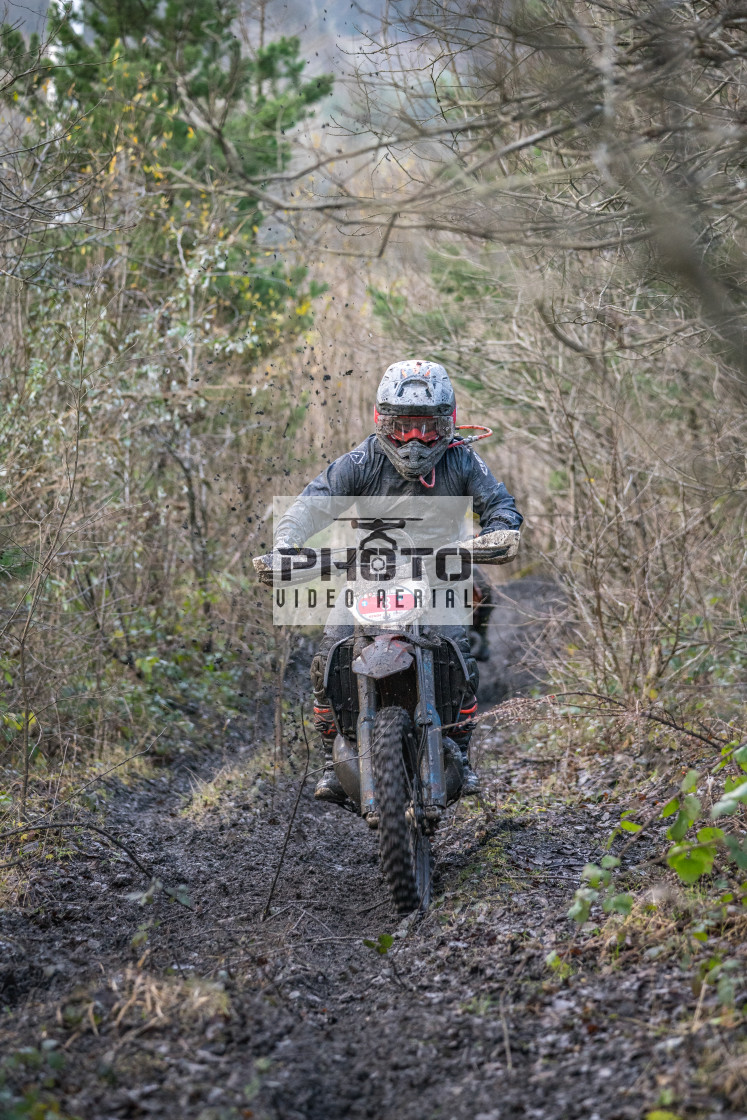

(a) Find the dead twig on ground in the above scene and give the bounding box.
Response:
[500,995,513,1072]
[262,703,311,921]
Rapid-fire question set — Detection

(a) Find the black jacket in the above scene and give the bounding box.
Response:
[275,434,522,546]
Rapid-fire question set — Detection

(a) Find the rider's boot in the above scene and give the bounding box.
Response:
[314,749,346,803]
[454,694,481,796]
[460,751,481,796]
[312,705,346,804]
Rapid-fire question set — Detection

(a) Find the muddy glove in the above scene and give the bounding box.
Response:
[253,542,304,587]
[470,527,521,564]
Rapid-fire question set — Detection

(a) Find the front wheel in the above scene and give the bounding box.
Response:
[372,707,433,914]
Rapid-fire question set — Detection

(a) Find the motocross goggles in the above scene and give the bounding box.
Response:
[375,411,455,445]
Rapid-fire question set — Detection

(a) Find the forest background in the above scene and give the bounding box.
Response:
[1,0,746,1020]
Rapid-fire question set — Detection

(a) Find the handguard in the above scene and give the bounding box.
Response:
[252,554,275,587]
[458,528,521,565]
[252,549,314,587]
[253,545,331,587]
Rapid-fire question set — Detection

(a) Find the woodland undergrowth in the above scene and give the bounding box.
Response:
[1,0,746,1050]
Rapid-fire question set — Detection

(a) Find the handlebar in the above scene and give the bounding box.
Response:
[252,529,520,587]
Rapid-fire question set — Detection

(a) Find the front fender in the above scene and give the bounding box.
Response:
[351,635,414,679]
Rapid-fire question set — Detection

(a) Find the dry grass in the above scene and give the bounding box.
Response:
[107,968,231,1030]
[180,758,267,821]
[55,967,231,1049]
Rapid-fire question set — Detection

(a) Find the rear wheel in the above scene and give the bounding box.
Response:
[372,706,433,914]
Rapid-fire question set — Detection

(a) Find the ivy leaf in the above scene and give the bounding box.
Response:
[124,878,162,905]
[724,835,747,870]
[712,779,747,819]
[363,933,394,955]
[682,794,701,822]
[164,883,192,909]
[131,922,151,947]
[568,887,597,924]
[661,796,679,819]
[717,973,736,1006]
[733,744,747,773]
[696,827,724,844]
[680,769,699,793]
[711,781,742,819]
[602,892,633,915]
[667,842,716,884]
[582,863,610,888]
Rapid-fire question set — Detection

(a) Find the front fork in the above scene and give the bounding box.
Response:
[355,641,446,823]
[357,671,377,818]
[414,645,447,813]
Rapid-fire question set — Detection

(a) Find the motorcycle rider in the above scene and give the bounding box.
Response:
[273,359,523,803]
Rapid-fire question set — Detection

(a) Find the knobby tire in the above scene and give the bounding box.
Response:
[372,706,432,914]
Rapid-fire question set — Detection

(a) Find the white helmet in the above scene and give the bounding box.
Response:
[374,360,456,482]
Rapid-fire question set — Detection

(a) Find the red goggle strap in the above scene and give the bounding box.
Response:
[448,424,492,448]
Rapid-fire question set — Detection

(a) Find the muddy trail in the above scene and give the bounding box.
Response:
[1,701,741,1118]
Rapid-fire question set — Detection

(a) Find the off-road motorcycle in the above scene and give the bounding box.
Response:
[254,525,520,913]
